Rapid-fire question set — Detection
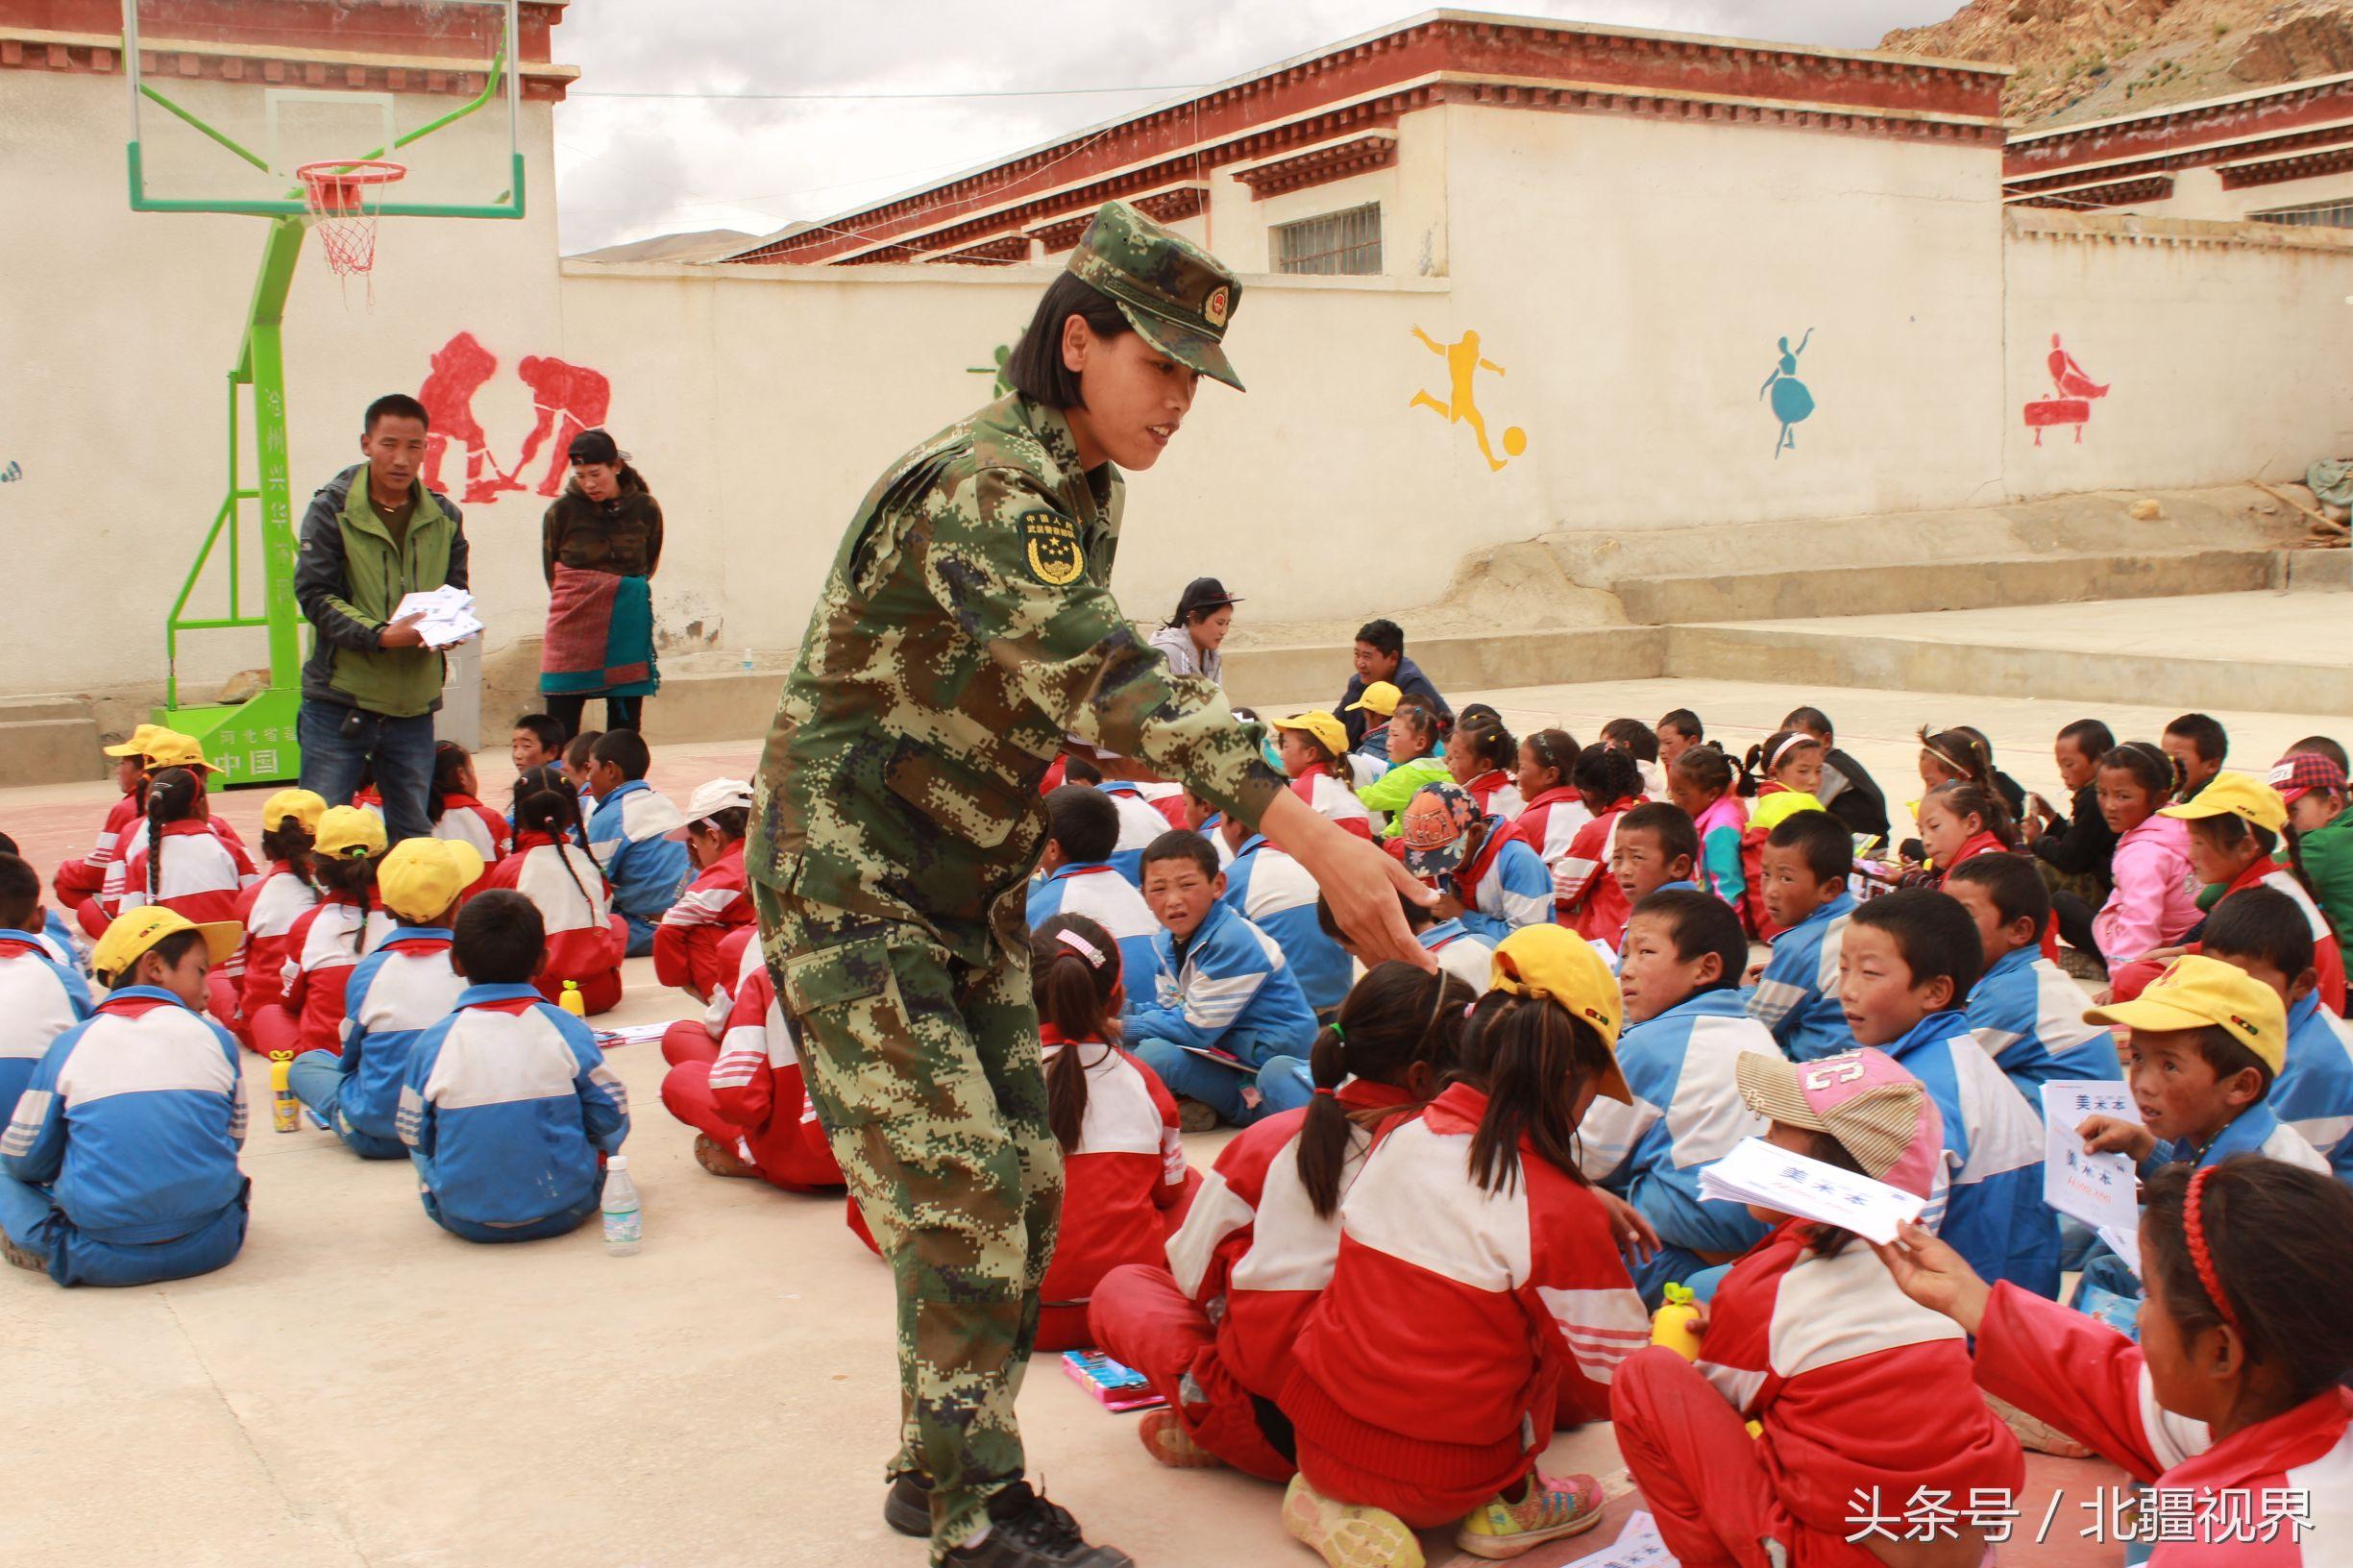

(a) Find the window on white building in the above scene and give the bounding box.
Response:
[1272,203,1383,276]
[2250,199,2353,230]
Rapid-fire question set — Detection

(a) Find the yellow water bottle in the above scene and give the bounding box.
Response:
[269,1051,298,1134]
[559,980,586,1018]
[1651,1282,1704,1360]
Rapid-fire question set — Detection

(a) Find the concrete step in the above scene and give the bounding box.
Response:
[0,697,99,725]
[1226,626,1665,712]
[637,669,787,747]
[0,717,105,787]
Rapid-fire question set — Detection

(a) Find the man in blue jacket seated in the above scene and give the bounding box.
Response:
[1124,830,1317,1132]
[1,907,248,1286]
[582,728,689,956]
[398,890,631,1241]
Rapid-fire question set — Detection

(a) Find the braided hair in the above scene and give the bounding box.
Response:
[513,765,599,919]
[143,767,205,899]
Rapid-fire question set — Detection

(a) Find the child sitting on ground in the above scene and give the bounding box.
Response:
[1027,784,1162,985]
[582,729,688,956]
[490,769,628,1016]
[509,712,565,776]
[1317,892,1491,992]
[2092,741,2202,980]
[2159,773,2345,1013]
[1555,744,1648,941]
[1745,811,1858,1061]
[286,839,478,1159]
[427,742,510,892]
[1508,727,1589,888]
[2200,888,2353,1179]
[86,732,236,937]
[252,807,393,1060]
[1946,853,2118,1097]
[1581,890,1775,1303]
[1913,778,2018,886]
[1664,744,1747,915]
[1279,927,1644,1566]
[1782,705,1891,844]
[1614,1047,2022,1568]
[213,790,323,1050]
[1840,889,2058,1296]
[398,890,630,1243]
[663,936,842,1189]
[1609,800,1702,923]
[1216,816,1352,1018]
[1654,707,1703,770]
[1602,717,1664,798]
[1091,961,1473,1480]
[651,778,756,1007]
[1269,712,1374,841]
[1345,680,1401,772]
[117,773,259,1006]
[1880,1157,2353,1564]
[50,723,163,919]
[0,907,246,1286]
[2163,711,2229,803]
[1739,729,1827,835]
[0,854,92,1120]
[2276,748,2353,938]
[1399,779,1552,945]
[1126,830,1318,1131]
[1354,698,1449,837]
[1445,714,1523,821]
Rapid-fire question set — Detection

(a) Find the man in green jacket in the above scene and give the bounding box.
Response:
[293,392,471,844]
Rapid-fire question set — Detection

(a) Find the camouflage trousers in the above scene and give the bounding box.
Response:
[755,885,1064,1561]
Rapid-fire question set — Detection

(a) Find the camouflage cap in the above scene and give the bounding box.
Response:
[1066,199,1244,392]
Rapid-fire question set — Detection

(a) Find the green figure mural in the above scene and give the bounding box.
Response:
[1760,329,1815,458]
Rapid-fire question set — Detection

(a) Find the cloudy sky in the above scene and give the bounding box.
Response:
[552,0,1963,256]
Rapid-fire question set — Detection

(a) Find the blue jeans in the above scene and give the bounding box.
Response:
[418,1170,603,1244]
[0,1171,248,1286]
[1131,1036,1305,1128]
[297,700,438,844]
[285,1051,403,1160]
[1255,1056,1315,1118]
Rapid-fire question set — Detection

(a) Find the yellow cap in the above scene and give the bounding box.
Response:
[142,731,219,774]
[377,838,485,922]
[313,804,388,861]
[1268,709,1349,756]
[2159,772,2289,835]
[1488,924,1633,1103]
[103,723,174,759]
[1345,680,1402,718]
[259,789,329,835]
[91,906,241,984]
[2085,953,2287,1075]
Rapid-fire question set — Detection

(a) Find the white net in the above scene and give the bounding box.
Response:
[298,161,404,301]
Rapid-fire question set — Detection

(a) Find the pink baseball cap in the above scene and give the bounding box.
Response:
[1734,1047,1945,1200]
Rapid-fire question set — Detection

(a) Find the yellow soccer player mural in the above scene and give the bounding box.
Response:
[1408,325,1527,472]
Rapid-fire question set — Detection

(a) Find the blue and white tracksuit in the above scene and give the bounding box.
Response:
[1966,944,2120,1103]
[0,988,249,1286]
[1223,835,1352,1014]
[287,928,468,1160]
[1578,989,1776,1304]
[398,983,631,1242]
[1125,899,1317,1127]
[1879,1010,2059,1297]
[37,910,87,974]
[2275,990,2353,1181]
[0,935,93,1121]
[1448,822,1554,943]
[585,779,689,956]
[1025,862,1161,992]
[1097,782,1174,886]
[1745,891,1856,1062]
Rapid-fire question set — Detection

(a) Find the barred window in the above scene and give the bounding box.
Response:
[1273,203,1383,276]
[2250,200,2353,230]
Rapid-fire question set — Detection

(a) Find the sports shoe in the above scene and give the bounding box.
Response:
[693,1134,757,1179]
[2,1233,43,1273]
[1174,1097,1219,1134]
[883,1470,932,1537]
[947,1481,1134,1567]
[1454,1471,1605,1559]
[1282,1473,1425,1568]
[1138,1408,1221,1469]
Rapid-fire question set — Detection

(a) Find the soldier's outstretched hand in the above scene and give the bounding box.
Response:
[1261,791,1437,971]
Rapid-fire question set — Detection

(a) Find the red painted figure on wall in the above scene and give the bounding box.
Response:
[511,355,614,497]
[418,331,515,502]
[2022,331,2110,446]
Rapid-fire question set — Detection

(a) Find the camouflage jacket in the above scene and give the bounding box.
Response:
[749,393,1283,968]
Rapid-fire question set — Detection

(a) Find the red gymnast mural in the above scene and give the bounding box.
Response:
[416,333,617,502]
[2022,332,2111,447]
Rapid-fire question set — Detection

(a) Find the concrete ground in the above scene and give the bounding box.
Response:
[12,661,2326,1567]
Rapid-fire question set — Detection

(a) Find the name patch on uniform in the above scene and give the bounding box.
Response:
[1020,508,1085,587]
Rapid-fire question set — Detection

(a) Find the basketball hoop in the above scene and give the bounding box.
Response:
[296,159,405,289]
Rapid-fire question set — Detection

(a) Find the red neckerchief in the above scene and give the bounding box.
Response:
[1451,821,1509,901]
[2224,858,2276,897]
[1337,1079,1417,1116]
[1520,785,1580,815]
[513,829,562,852]
[1942,832,2007,873]
[1288,763,1332,805]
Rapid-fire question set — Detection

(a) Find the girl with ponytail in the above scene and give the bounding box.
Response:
[1088,960,1472,1482]
[486,765,627,1014]
[217,789,325,1052]
[2092,741,2202,975]
[1019,914,1191,1355]
[117,765,258,1036]
[256,805,390,1058]
[427,741,510,895]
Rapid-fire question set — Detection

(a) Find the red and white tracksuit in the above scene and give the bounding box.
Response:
[1090,1078,1418,1481]
[486,832,628,1016]
[660,926,759,1066]
[81,816,248,939]
[1511,785,1593,894]
[661,950,844,1192]
[250,895,393,1058]
[122,823,260,1036]
[51,789,140,914]
[208,859,315,1045]
[1975,1282,2353,1565]
[431,795,511,900]
[1462,769,1524,822]
[1557,795,1643,944]
[1611,1221,2023,1567]
[1289,766,1372,841]
[1281,1084,1651,1527]
[652,840,754,1003]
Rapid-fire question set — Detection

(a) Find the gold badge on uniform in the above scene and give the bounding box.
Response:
[1203,285,1230,329]
[1019,508,1085,587]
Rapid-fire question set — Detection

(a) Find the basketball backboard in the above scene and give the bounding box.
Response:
[124,0,523,219]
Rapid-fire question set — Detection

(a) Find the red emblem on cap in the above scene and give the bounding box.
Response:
[1203,285,1230,329]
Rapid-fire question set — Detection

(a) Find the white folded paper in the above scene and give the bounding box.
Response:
[390,584,482,649]
[1561,1509,1676,1568]
[2040,1080,2143,1235]
[1698,1137,1925,1245]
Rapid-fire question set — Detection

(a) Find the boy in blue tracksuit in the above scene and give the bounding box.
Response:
[1026,785,1161,985]
[1125,830,1316,1129]
[583,728,689,956]
[1216,817,1351,1016]
[1744,810,1858,1061]
[1582,890,1776,1304]
[2198,886,2353,1178]
[1841,889,2058,1297]
[398,889,630,1241]
[1,907,247,1286]
[1945,854,2120,1101]
[0,854,92,1120]
[287,838,479,1159]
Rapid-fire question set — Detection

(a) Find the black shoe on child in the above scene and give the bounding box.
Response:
[884,1471,933,1537]
[946,1482,1135,1567]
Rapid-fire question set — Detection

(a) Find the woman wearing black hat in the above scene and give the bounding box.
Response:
[539,429,662,735]
[1148,576,1240,685]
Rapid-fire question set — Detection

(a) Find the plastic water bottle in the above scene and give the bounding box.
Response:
[559,979,586,1018]
[269,1052,299,1134]
[601,1156,642,1256]
[740,647,754,676]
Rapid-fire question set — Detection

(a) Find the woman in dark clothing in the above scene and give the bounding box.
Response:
[1782,705,1891,844]
[2030,718,2119,960]
[539,429,663,736]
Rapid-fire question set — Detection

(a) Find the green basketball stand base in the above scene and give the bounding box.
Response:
[151,690,305,791]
